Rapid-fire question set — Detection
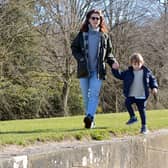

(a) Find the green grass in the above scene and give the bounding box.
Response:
[0,109,168,146]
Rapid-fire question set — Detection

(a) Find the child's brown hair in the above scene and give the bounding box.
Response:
[129,53,144,65]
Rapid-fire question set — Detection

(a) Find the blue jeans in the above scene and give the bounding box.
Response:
[80,71,102,119]
[125,97,147,125]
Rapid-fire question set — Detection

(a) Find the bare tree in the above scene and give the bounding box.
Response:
[35,0,101,116]
[98,0,167,112]
[35,0,168,114]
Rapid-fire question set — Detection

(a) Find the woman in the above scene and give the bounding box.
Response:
[71,9,118,128]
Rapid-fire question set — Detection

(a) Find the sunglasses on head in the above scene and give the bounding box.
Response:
[91,17,100,21]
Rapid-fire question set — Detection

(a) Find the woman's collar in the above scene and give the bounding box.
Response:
[88,24,100,32]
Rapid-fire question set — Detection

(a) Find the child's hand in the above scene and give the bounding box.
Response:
[152,88,158,101]
[152,88,158,95]
[112,62,119,69]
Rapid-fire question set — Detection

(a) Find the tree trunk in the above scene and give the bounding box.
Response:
[115,90,119,113]
[62,80,70,116]
[61,33,72,116]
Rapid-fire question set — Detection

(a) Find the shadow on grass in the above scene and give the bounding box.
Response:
[66,126,108,132]
[0,127,109,135]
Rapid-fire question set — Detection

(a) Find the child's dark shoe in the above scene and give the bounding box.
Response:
[126,116,138,125]
[140,125,149,134]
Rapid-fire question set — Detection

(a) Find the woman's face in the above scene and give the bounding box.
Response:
[89,13,101,29]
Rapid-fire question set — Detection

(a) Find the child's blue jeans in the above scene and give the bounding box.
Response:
[125,97,147,125]
[79,71,102,119]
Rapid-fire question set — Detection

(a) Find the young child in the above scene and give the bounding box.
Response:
[112,53,158,134]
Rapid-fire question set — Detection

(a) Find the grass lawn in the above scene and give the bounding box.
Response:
[0,109,168,146]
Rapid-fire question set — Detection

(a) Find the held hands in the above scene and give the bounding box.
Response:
[112,62,119,69]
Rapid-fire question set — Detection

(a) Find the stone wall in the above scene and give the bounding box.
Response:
[0,129,168,168]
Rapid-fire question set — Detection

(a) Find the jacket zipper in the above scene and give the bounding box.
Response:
[82,32,90,77]
[97,33,102,80]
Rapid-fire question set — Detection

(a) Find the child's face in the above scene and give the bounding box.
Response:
[132,61,143,70]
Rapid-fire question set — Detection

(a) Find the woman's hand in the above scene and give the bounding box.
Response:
[112,62,119,69]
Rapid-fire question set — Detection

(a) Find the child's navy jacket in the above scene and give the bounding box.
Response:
[112,65,158,98]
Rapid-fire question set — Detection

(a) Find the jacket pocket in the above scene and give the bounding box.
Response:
[77,60,89,78]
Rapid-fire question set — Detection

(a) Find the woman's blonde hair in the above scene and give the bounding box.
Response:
[129,53,144,65]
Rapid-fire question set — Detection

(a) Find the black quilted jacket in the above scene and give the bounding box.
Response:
[71,31,116,80]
